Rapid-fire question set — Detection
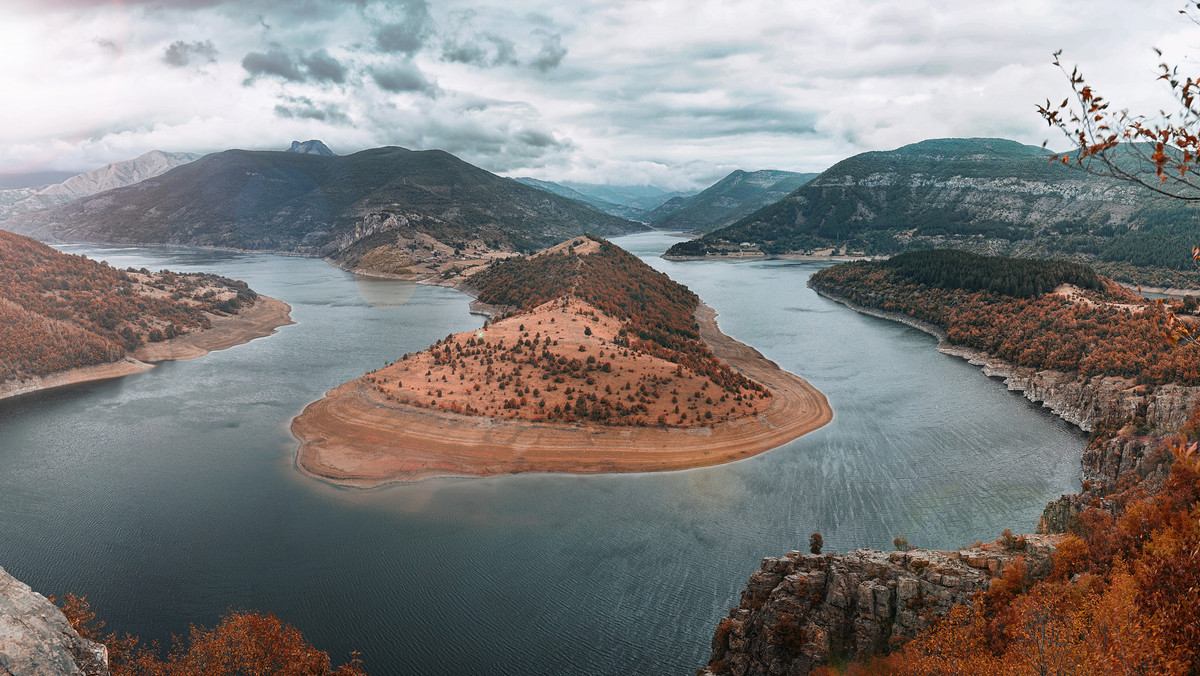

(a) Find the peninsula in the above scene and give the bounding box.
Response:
[0,229,292,400]
[292,235,832,486]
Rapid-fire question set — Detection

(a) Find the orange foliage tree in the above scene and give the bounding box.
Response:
[53,594,366,676]
[1038,3,1200,202]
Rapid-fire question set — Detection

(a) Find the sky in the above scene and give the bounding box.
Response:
[1,0,1198,190]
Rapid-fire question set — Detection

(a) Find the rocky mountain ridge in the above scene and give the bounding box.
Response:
[0,146,644,256]
[0,151,199,220]
[286,139,336,155]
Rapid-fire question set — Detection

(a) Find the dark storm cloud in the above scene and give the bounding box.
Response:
[300,49,347,84]
[418,119,568,172]
[242,48,348,86]
[442,33,518,67]
[529,30,566,73]
[274,96,350,124]
[242,49,304,82]
[163,40,218,67]
[514,128,558,148]
[374,0,433,55]
[371,63,436,94]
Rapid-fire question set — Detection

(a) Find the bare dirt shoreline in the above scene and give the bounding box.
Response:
[0,296,293,402]
[291,301,833,488]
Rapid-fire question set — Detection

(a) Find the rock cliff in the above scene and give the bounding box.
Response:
[0,565,109,675]
[704,288,1198,674]
[701,539,1059,676]
[815,289,1200,439]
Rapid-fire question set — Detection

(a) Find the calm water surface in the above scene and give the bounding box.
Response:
[0,232,1082,674]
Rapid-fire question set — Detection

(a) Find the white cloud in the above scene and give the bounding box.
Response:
[0,0,1197,190]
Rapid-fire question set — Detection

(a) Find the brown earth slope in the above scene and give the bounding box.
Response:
[0,229,292,399]
[292,235,831,486]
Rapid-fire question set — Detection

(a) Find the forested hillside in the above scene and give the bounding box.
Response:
[666,138,1200,286]
[762,251,1200,675]
[0,230,257,383]
[362,235,769,428]
[470,235,768,396]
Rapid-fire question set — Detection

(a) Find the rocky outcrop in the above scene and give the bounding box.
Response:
[705,288,1199,674]
[701,538,1060,676]
[938,343,1200,435]
[0,565,109,675]
[286,139,336,156]
[1037,437,1176,534]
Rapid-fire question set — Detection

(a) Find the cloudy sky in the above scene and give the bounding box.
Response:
[1,0,1197,189]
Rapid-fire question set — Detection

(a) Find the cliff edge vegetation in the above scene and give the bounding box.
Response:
[702,250,1200,674]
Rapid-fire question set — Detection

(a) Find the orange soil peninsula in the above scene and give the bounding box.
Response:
[293,235,832,487]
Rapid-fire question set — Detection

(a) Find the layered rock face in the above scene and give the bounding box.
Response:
[0,566,109,675]
[815,291,1200,439]
[705,290,1197,674]
[701,539,1059,676]
[938,343,1200,436]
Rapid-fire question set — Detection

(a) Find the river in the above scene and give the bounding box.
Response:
[0,231,1083,674]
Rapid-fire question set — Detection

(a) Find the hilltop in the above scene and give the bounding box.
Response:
[0,229,291,399]
[292,235,831,486]
[0,146,645,263]
[663,138,1200,286]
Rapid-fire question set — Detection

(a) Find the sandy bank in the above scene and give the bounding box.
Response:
[292,302,832,488]
[0,296,293,402]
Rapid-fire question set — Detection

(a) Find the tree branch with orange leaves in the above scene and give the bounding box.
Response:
[1038,3,1200,200]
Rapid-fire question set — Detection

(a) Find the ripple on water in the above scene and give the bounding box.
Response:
[0,235,1083,674]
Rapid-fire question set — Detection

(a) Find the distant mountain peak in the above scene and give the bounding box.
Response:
[286,140,335,156]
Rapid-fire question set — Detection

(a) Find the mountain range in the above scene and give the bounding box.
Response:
[0,151,199,220]
[512,178,690,221]
[648,169,818,233]
[664,138,1200,282]
[0,146,644,256]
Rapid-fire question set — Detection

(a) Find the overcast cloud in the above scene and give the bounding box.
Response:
[0,0,1197,189]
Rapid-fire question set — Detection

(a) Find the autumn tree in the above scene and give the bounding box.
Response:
[1038,3,1200,201]
[52,595,366,676]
